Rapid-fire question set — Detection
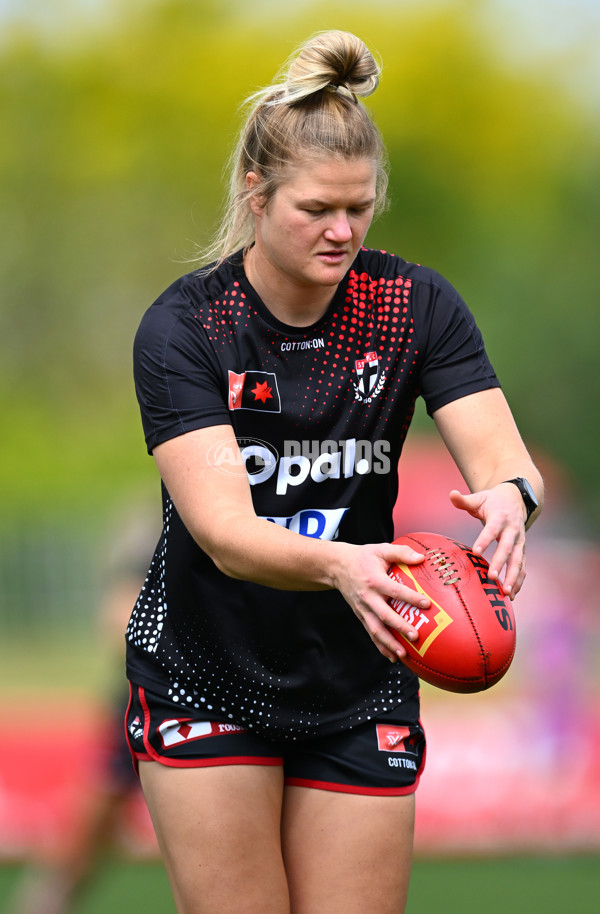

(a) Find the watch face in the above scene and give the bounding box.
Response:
[520,477,538,508]
[504,477,538,522]
[513,477,538,523]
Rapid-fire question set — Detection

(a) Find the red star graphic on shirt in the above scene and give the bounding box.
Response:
[251,380,273,404]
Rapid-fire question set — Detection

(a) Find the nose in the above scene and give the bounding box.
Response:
[324,211,353,244]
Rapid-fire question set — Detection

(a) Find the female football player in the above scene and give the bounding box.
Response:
[125,29,543,914]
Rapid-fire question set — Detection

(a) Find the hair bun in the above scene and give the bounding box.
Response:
[283,30,380,105]
[197,28,388,269]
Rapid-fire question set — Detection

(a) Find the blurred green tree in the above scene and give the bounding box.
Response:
[1,0,598,529]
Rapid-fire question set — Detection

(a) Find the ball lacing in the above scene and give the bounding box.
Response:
[426,548,461,586]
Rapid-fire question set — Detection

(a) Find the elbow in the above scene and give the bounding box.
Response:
[210,552,247,580]
[201,539,249,581]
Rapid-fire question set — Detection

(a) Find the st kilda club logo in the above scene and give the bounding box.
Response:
[352,351,387,403]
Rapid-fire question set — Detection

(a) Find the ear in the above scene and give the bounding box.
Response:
[246,171,266,216]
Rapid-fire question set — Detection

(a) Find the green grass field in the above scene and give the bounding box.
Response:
[1,855,598,914]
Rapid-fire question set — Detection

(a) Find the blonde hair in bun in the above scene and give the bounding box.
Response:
[279,29,380,105]
[200,30,388,269]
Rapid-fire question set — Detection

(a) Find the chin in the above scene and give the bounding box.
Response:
[313,263,351,285]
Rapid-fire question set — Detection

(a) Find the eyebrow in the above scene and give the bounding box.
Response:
[300,196,376,208]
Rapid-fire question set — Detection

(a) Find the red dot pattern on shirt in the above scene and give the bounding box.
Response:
[195,270,419,437]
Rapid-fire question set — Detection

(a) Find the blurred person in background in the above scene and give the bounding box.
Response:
[8,509,157,914]
[124,29,543,914]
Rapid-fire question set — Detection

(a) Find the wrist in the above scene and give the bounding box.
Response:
[321,540,356,591]
[501,477,538,525]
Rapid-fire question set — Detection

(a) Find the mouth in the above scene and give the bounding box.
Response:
[317,250,348,265]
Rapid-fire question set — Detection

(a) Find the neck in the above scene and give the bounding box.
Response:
[243,248,335,327]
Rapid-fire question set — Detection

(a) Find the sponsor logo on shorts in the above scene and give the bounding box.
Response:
[376,724,419,755]
[129,715,144,741]
[158,719,247,748]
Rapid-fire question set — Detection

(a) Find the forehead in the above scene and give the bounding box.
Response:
[278,155,377,201]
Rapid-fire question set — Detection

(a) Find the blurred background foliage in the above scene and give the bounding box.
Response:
[1,0,599,532]
[2,3,599,885]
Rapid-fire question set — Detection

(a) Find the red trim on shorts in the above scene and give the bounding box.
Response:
[134,685,283,769]
[124,682,140,774]
[129,750,152,774]
[284,776,420,796]
[418,716,427,779]
[137,754,283,770]
[140,686,154,756]
[124,681,133,746]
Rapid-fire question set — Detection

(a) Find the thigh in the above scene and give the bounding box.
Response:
[281,785,415,914]
[139,761,290,914]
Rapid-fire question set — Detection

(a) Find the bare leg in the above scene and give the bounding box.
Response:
[138,761,290,914]
[281,785,415,914]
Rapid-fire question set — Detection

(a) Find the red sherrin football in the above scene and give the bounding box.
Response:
[387,532,516,693]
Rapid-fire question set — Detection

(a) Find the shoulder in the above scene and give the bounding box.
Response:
[134,258,241,345]
[355,247,462,301]
[140,258,238,321]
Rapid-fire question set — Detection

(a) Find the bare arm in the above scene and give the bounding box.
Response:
[153,424,430,662]
[433,387,544,598]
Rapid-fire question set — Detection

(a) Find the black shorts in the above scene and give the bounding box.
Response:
[125,682,426,796]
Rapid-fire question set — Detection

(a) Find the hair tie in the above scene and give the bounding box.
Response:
[327,83,358,104]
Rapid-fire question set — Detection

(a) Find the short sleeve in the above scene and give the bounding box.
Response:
[415,272,500,415]
[133,291,230,454]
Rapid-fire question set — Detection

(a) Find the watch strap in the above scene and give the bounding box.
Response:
[502,477,537,524]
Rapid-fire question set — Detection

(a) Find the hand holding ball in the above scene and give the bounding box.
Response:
[387,532,516,693]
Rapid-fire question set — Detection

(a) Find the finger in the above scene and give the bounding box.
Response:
[472,511,512,557]
[498,548,526,599]
[472,525,496,556]
[509,559,527,598]
[449,488,468,507]
[381,543,426,567]
[449,489,484,520]
[486,532,525,595]
[383,573,430,611]
[380,600,423,640]
[358,585,425,649]
[362,605,417,662]
[359,607,406,661]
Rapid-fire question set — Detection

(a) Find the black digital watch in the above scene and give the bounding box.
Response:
[503,477,538,525]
